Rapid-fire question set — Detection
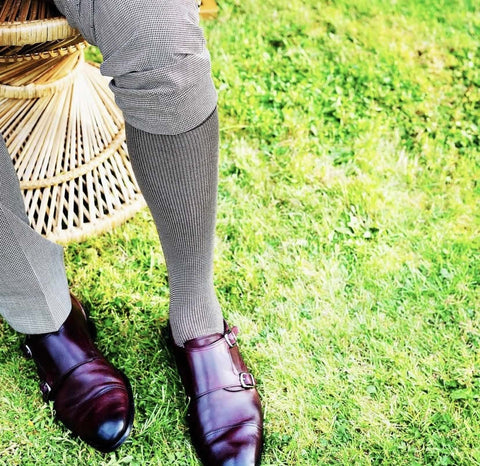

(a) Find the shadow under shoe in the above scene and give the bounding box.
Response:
[22,295,134,452]
[172,324,263,466]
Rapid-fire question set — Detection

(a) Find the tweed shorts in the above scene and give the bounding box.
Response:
[54,0,217,134]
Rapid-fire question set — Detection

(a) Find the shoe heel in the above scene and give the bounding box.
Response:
[87,318,97,340]
[71,294,97,340]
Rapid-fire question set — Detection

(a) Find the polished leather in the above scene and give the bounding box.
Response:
[173,323,263,466]
[22,295,134,452]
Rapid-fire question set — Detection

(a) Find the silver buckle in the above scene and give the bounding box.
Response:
[40,382,52,401]
[22,343,33,359]
[239,372,255,389]
[224,331,237,348]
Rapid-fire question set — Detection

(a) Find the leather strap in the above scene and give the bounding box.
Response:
[22,296,101,401]
[183,331,256,399]
[38,356,100,401]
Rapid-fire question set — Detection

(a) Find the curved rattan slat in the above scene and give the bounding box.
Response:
[0,47,82,85]
[0,38,86,63]
[0,17,78,46]
[0,66,78,97]
[1,34,84,57]
[43,195,146,244]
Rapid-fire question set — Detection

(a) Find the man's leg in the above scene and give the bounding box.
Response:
[0,135,71,334]
[101,0,225,347]
[53,0,263,462]
[55,0,223,346]
[125,109,224,345]
[0,133,134,451]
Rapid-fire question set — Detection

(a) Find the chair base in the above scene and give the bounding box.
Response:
[0,57,145,244]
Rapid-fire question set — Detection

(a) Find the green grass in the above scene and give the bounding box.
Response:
[1,0,479,464]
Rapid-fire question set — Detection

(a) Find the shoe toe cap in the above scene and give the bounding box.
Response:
[56,377,134,452]
[87,386,134,452]
[93,415,131,452]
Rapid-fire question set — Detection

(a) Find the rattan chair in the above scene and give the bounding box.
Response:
[0,0,145,243]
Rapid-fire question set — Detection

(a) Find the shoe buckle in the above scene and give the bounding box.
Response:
[21,343,33,359]
[224,331,237,348]
[40,381,52,401]
[239,372,256,389]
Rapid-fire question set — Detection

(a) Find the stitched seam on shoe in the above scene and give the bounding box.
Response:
[46,356,99,399]
[53,382,128,413]
[186,337,227,352]
[204,422,262,440]
[88,382,129,401]
[195,384,245,399]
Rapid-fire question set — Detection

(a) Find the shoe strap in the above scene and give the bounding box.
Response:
[38,356,100,401]
[182,332,256,399]
[23,300,102,401]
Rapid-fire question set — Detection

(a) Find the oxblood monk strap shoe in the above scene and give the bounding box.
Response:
[21,295,134,452]
[172,323,263,466]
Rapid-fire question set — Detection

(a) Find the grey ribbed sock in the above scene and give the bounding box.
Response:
[125,109,224,346]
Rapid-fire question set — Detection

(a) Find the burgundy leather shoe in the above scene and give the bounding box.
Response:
[172,323,263,466]
[21,295,134,452]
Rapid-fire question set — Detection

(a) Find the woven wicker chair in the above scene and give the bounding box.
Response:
[0,0,145,243]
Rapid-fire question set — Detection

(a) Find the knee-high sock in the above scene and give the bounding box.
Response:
[125,109,224,346]
[0,135,71,334]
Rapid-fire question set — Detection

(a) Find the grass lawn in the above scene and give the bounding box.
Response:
[1,0,479,464]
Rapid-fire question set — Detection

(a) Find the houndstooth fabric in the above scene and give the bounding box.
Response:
[0,137,71,334]
[0,0,217,333]
[54,0,217,134]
